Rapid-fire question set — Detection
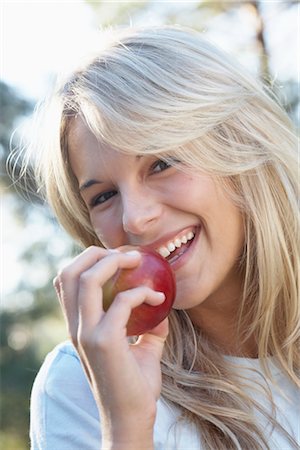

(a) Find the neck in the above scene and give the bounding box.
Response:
[187,292,258,358]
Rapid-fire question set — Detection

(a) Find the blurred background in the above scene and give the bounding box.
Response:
[1,1,299,448]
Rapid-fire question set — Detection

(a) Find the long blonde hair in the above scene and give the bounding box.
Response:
[22,26,299,449]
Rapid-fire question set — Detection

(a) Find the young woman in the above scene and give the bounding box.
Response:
[27,26,299,449]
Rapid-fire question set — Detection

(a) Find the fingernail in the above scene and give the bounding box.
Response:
[125,250,140,257]
[156,292,166,300]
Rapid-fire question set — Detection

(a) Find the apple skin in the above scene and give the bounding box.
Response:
[102,247,176,336]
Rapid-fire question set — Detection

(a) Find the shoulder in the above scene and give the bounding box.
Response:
[31,340,91,405]
[30,341,192,450]
[271,367,300,446]
[30,341,101,450]
[227,356,300,447]
[33,340,83,387]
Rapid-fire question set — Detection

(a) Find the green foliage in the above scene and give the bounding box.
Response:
[0,305,67,449]
[0,82,32,151]
[0,432,28,450]
[1,311,41,446]
[0,82,32,189]
[1,82,69,448]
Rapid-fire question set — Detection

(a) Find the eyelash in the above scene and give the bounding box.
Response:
[90,190,117,208]
[89,158,176,208]
[150,158,172,173]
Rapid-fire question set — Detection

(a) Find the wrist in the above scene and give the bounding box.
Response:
[102,434,154,450]
[102,441,154,450]
[102,422,154,450]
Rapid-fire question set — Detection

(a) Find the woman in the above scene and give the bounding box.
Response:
[27,26,299,449]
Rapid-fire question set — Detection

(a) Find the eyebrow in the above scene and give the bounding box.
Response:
[78,155,145,192]
[79,179,103,192]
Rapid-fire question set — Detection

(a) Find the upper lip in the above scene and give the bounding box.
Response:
[141,225,198,252]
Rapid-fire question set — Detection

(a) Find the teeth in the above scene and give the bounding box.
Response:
[167,242,176,252]
[174,238,182,248]
[157,230,195,259]
[159,247,171,258]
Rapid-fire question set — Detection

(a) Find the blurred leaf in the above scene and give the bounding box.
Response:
[1,82,69,448]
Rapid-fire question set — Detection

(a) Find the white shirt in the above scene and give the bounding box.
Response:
[30,341,300,449]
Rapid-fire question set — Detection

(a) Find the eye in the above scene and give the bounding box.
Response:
[90,190,118,208]
[150,159,172,174]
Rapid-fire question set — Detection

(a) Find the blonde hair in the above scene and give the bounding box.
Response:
[23,26,299,449]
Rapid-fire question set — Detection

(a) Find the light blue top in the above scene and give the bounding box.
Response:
[30,340,300,449]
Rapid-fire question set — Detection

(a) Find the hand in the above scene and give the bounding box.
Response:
[54,246,169,449]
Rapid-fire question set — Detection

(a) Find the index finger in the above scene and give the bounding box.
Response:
[77,251,142,330]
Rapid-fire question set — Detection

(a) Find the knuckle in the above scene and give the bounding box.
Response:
[57,267,73,284]
[87,245,99,252]
[95,334,112,352]
[112,291,137,312]
[70,336,78,348]
[138,285,152,295]
[69,330,78,348]
[77,332,89,349]
[79,271,93,286]
[113,291,129,305]
[53,276,60,290]
[84,245,105,257]
[78,330,110,353]
[83,245,97,255]
[77,326,95,349]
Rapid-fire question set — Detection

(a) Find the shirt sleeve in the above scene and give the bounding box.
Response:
[30,341,101,450]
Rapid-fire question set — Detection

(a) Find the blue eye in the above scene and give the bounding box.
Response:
[90,190,117,207]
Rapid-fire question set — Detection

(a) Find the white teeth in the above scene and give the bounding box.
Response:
[174,238,182,248]
[157,230,196,259]
[167,242,176,252]
[158,247,171,258]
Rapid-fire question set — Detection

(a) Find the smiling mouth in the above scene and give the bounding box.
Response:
[156,228,196,264]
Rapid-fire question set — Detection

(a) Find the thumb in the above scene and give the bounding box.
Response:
[137,318,169,359]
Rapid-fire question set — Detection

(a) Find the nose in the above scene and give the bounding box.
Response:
[121,187,161,235]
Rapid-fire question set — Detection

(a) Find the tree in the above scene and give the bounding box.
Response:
[85,0,299,126]
[0,81,32,189]
[1,82,69,449]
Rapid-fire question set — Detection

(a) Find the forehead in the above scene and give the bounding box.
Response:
[67,116,142,184]
[68,116,98,154]
[67,116,104,176]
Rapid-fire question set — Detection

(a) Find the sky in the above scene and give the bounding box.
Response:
[1,1,299,102]
[1,1,98,100]
[1,0,299,305]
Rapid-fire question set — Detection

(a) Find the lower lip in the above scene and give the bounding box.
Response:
[169,227,200,271]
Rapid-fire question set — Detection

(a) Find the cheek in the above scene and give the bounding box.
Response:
[90,211,123,249]
[215,208,245,266]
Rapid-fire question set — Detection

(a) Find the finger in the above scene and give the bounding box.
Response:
[53,246,110,344]
[57,246,110,288]
[97,287,165,339]
[77,251,142,334]
[79,250,141,289]
[53,274,80,339]
[136,317,169,360]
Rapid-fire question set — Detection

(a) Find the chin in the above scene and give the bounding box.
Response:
[172,293,204,311]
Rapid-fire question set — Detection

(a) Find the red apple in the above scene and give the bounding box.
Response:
[102,247,176,336]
